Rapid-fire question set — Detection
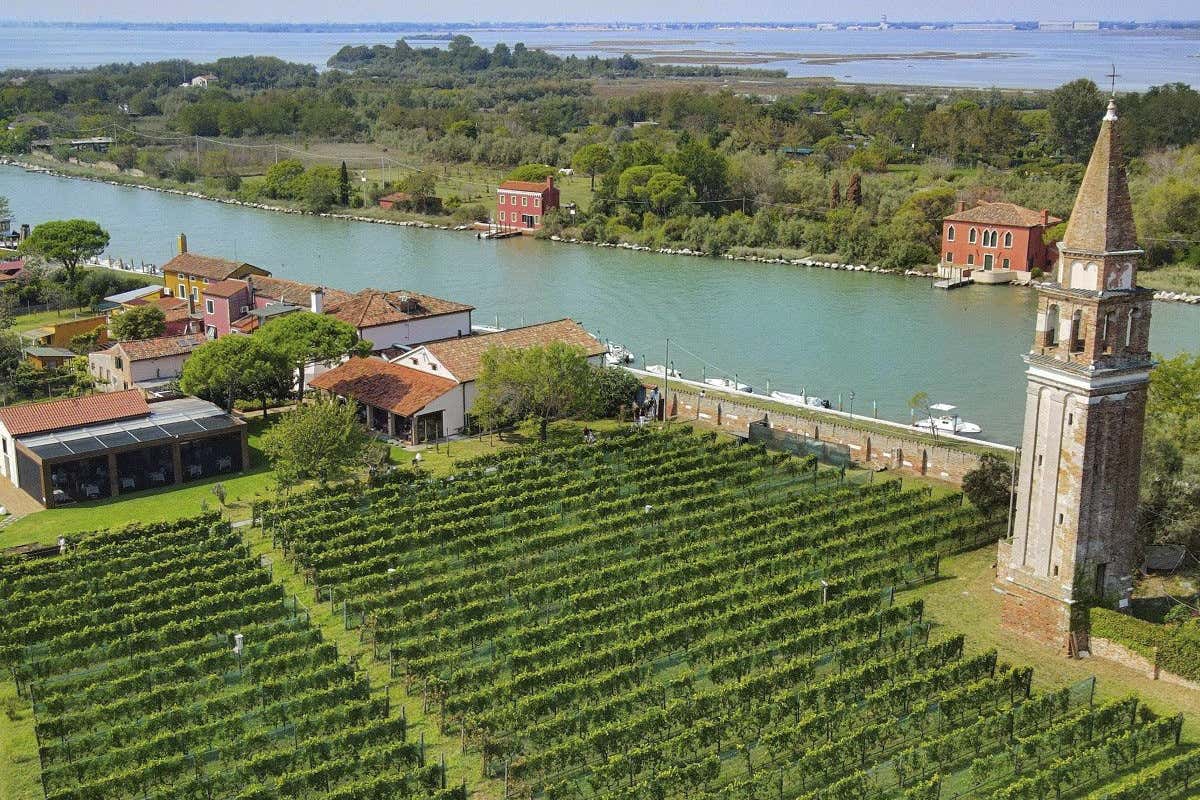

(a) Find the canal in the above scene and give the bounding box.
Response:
[3,165,1198,444]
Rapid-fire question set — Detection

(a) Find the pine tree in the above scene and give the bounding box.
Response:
[338,161,351,206]
[829,179,841,209]
[847,173,862,207]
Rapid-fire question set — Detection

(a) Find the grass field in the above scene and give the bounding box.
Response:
[906,546,1200,740]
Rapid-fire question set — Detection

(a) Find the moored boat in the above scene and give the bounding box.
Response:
[913,403,982,436]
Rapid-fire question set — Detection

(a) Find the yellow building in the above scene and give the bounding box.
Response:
[161,234,269,308]
[20,315,109,350]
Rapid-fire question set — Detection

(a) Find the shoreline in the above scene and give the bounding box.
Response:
[3,157,1198,306]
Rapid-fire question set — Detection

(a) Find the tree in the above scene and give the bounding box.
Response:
[110,304,166,341]
[829,179,841,209]
[0,195,8,221]
[1046,79,1105,162]
[1138,352,1200,551]
[572,143,612,190]
[262,399,373,487]
[665,139,727,203]
[338,161,351,206]
[0,331,22,403]
[473,342,596,441]
[962,453,1015,516]
[180,334,293,414]
[507,164,556,183]
[20,220,110,287]
[846,173,863,207]
[257,311,370,400]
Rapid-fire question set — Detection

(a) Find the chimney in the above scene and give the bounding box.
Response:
[177,232,188,254]
[245,275,256,305]
[1040,209,1050,227]
[955,200,968,213]
[310,286,324,314]
[546,175,554,190]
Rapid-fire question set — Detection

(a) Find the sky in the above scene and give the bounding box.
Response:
[2,0,1198,23]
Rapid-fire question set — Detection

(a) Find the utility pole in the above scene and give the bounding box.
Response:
[663,337,670,421]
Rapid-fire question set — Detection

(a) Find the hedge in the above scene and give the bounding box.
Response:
[1089,607,1200,683]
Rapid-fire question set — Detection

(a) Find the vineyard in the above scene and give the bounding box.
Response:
[2,426,1199,800]
[261,426,1200,800]
[0,514,462,800]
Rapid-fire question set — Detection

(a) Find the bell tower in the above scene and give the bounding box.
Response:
[997,98,1154,652]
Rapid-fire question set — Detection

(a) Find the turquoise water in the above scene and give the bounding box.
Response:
[2,165,1198,443]
[0,25,1197,89]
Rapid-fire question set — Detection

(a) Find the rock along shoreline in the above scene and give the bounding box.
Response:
[4,157,1198,306]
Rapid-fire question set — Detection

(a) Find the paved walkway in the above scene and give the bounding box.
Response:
[0,476,44,532]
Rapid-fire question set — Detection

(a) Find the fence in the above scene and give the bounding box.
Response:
[747,419,853,469]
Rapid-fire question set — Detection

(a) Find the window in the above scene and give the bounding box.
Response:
[522,196,528,207]
[177,283,187,298]
[534,197,540,208]
[1070,309,1085,353]
[1068,413,1074,425]
[947,225,955,242]
[1004,231,1013,248]
[115,357,123,369]
[1002,258,1010,269]
[205,299,215,315]
[1037,454,1043,467]
[1101,312,1115,354]
[1045,304,1059,346]
[499,211,506,222]
[969,228,977,244]
[967,254,974,265]
[945,252,953,264]
[499,195,506,205]
[191,287,199,302]
[1057,513,1063,525]
[1126,308,1139,347]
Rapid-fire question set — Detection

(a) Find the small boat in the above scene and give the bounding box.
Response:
[913,403,982,436]
[770,391,831,409]
[646,364,683,379]
[705,377,753,393]
[605,343,634,366]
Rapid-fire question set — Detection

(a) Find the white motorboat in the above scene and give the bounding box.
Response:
[605,343,634,365]
[913,403,983,436]
[706,377,753,393]
[770,391,831,409]
[646,364,683,379]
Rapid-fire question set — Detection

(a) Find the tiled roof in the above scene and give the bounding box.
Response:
[252,276,352,307]
[379,192,412,202]
[0,389,149,437]
[324,289,473,330]
[310,357,457,417]
[202,279,250,298]
[116,333,207,361]
[944,202,1060,228]
[418,319,607,382]
[162,252,267,281]
[499,179,552,192]
[1061,99,1139,254]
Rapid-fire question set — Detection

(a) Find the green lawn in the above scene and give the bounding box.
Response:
[903,546,1200,741]
[0,417,277,548]
[10,306,99,335]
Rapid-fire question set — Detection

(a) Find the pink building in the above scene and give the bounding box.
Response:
[495,176,560,231]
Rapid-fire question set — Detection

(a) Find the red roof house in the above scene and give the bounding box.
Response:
[941,201,1062,274]
[496,176,560,232]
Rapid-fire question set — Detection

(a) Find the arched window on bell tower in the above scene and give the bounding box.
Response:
[1044,304,1060,347]
[1069,309,1085,353]
[1101,311,1115,354]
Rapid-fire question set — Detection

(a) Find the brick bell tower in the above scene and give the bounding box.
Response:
[996,98,1154,652]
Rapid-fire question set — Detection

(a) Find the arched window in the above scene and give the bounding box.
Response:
[1045,304,1060,346]
[947,225,955,242]
[1070,309,1085,353]
[969,228,977,244]
[1004,231,1013,248]
[1101,312,1115,354]
[1126,307,1140,348]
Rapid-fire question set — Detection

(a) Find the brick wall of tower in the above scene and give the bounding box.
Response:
[998,582,1074,653]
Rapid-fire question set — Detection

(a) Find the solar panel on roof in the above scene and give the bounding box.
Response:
[126,425,173,443]
[29,442,72,460]
[161,420,203,436]
[196,414,237,431]
[98,431,137,448]
[62,436,107,455]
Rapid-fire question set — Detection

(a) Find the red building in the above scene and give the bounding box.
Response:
[941,201,1061,274]
[496,176,559,231]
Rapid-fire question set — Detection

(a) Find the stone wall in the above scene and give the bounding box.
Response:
[1089,636,1200,690]
[996,579,1073,654]
[665,386,997,484]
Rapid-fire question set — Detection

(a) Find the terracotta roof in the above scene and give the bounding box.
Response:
[944,202,1060,228]
[324,289,473,330]
[1061,99,1139,254]
[252,276,352,307]
[418,319,607,382]
[162,252,268,281]
[499,179,553,193]
[310,357,457,417]
[202,279,250,299]
[379,192,412,202]
[116,333,207,361]
[0,389,149,437]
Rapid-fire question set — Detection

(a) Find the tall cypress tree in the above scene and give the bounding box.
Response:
[338,161,351,206]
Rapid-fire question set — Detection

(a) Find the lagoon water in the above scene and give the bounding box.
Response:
[3,165,1198,444]
[1,24,1199,89]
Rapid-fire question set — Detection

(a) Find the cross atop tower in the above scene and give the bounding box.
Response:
[1105,63,1120,97]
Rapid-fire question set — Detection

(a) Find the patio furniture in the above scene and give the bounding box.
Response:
[217,456,232,470]
[187,464,202,477]
[121,477,136,490]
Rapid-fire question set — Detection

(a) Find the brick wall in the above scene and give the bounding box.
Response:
[1089,636,1200,690]
[666,387,997,484]
[996,580,1073,654]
